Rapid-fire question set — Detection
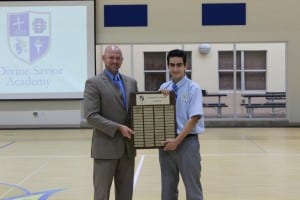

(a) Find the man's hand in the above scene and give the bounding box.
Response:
[118,125,134,139]
[160,89,170,96]
[162,139,179,151]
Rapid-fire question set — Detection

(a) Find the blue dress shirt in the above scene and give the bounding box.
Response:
[159,75,205,135]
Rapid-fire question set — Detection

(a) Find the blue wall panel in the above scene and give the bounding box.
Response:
[104,5,148,27]
[202,3,246,26]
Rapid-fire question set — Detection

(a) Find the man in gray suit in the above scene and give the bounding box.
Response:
[84,45,138,200]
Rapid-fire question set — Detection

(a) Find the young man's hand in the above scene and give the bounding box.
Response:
[160,89,171,96]
[162,139,179,151]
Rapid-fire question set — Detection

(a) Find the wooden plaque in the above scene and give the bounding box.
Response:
[130,92,176,149]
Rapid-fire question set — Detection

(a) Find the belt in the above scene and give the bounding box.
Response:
[185,134,198,138]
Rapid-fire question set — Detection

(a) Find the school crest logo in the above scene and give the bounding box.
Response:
[8,12,50,64]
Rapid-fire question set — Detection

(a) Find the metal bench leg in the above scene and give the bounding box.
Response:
[246,107,250,118]
[246,108,253,118]
[217,107,222,117]
[249,108,253,118]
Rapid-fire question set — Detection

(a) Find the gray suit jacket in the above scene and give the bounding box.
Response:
[83,71,138,159]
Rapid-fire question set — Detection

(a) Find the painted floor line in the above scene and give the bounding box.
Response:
[134,155,145,189]
[0,160,49,198]
[0,141,15,149]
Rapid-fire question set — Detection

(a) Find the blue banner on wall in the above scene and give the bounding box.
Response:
[104,5,148,27]
[202,3,246,26]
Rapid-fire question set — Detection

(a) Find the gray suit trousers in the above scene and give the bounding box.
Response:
[159,135,203,200]
[93,155,135,200]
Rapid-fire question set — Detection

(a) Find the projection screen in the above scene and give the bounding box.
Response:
[0,0,95,99]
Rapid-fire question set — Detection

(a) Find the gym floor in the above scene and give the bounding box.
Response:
[0,128,299,200]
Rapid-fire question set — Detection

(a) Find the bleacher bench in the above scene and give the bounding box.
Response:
[242,102,286,118]
[203,103,228,117]
[265,92,286,101]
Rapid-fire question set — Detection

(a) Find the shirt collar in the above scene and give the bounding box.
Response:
[172,75,188,89]
[105,70,120,81]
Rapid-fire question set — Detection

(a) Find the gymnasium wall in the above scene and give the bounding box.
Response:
[96,0,300,125]
[1,0,300,128]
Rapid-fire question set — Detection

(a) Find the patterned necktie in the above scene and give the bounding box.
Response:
[172,83,178,98]
[113,75,126,108]
[113,76,120,89]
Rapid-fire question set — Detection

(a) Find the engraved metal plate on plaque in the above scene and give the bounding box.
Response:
[130,92,176,149]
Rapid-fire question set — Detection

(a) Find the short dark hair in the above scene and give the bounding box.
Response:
[167,49,186,65]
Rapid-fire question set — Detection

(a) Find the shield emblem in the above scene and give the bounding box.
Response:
[8,11,50,64]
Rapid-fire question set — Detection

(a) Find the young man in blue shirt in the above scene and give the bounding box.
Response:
[159,49,205,200]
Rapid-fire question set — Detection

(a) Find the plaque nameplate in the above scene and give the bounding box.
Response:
[135,93,170,105]
[130,92,176,149]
